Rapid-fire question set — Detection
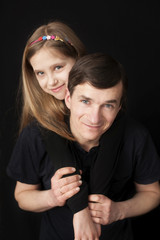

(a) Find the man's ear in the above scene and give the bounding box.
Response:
[118,104,122,111]
[65,88,71,109]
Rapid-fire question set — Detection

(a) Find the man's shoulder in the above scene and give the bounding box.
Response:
[19,121,43,143]
[124,116,150,141]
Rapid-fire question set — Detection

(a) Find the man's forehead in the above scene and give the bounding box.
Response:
[72,82,123,100]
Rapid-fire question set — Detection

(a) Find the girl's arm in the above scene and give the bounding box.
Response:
[73,207,101,240]
[15,167,82,212]
[15,166,100,239]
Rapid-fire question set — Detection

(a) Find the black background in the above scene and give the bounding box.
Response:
[1,1,160,239]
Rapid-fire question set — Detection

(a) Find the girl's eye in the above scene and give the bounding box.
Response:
[55,65,62,71]
[37,71,44,76]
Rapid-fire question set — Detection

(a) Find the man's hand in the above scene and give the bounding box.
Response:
[49,167,82,207]
[89,182,160,226]
[88,194,122,225]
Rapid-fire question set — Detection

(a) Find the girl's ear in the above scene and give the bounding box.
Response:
[65,88,71,109]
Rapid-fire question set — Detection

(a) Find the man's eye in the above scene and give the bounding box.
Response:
[105,104,113,109]
[82,100,89,104]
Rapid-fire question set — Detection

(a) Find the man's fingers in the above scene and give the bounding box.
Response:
[91,216,101,224]
[60,180,82,194]
[90,209,101,218]
[62,186,80,199]
[60,174,81,186]
[88,194,105,203]
[55,167,76,179]
[89,202,101,211]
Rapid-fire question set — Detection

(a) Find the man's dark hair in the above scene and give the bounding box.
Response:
[68,52,128,110]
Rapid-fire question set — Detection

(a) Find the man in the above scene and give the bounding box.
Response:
[64,53,160,239]
[9,53,160,240]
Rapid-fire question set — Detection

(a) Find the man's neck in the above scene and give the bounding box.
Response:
[69,121,100,152]
[76,139,99,152]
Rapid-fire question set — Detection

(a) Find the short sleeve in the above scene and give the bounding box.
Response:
[133,128,160,184]
[7,124,46,184]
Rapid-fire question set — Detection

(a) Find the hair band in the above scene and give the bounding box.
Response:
[29,35,72,46]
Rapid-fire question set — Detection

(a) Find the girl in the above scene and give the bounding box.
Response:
[7,20,101,239]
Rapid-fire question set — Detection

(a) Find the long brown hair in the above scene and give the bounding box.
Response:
[19,20,86,139]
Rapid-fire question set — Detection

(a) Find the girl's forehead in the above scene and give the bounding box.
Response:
[34,46,67,59]
[30,47,68,66]
[30,46,75,71]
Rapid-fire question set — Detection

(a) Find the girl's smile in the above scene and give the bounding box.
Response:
[51,83,65,93]
[30,46,75,100]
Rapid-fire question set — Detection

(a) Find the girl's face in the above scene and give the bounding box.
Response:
[30,46,76,100]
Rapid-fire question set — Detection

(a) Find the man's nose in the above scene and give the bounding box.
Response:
[88,107,101,124]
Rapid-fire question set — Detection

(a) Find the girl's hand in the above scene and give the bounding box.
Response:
[73,207,101,240]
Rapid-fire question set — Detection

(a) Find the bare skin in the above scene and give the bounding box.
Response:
[16,48,100,239]
[15,167,82,212]
[15,167,101,239]
[88,182,160,225]
[73,207,101,240]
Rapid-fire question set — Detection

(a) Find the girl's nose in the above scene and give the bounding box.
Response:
[48,76,58,86]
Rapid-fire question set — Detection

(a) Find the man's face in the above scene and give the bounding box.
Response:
[65,82,123,151]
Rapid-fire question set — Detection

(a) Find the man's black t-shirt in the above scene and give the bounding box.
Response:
[7,118,160,240]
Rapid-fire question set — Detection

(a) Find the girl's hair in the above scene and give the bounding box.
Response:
[19,20,86,139]
[68,53,128,110]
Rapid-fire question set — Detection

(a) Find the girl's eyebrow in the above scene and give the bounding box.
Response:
[34,69,43,72]
[33,62,66,72]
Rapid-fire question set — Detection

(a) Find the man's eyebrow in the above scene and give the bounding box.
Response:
[105,100,117,104]
[78,95,92,100]
[79,95,118,104]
